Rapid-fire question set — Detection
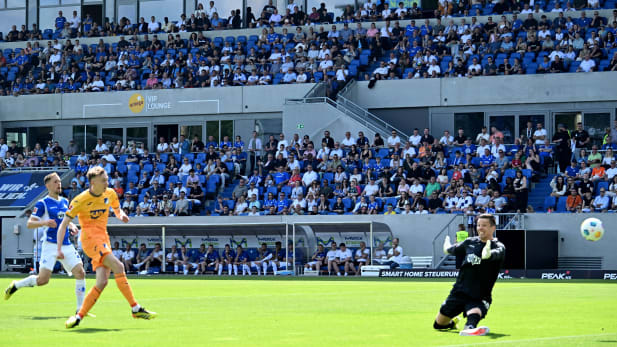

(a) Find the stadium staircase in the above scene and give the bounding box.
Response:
[284,81,409,142]
[529,174,557,212]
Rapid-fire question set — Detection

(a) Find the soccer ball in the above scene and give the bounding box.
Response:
[580,218,604,242]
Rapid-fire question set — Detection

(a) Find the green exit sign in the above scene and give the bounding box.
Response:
[297,124,304,129]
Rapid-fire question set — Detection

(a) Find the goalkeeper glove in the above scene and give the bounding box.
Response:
[443,235,452,255]
[481,240,492,260]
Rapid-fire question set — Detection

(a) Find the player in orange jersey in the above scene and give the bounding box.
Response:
[57,166,157,328]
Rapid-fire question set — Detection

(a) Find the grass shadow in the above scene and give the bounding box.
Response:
[598,340,617,343]
[49,328,125,333]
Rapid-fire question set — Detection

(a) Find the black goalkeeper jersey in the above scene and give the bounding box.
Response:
[447,236,505,302]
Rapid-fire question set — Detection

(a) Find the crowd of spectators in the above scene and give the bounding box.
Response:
[3,121,617,220]
[1,2,616,95]
[367,9,617,80]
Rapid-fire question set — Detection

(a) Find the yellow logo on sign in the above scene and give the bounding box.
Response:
[128,93,144,113]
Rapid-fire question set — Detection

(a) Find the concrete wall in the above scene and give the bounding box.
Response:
[369,107,429,134]
[283,101,379,143]
[349,72,617,109]
[3,213,617,270]
[0,84,313,121]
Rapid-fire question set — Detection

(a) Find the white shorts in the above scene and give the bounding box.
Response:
[40,241,82,274]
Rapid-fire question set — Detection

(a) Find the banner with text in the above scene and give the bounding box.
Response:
[0,172,49,208]
[378,269,617,280]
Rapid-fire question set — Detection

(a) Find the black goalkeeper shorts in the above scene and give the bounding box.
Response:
[439,291,490,319]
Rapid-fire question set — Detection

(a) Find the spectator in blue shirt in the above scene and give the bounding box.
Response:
[276,192,289,212]
[565,160,580,178]
[55,11,67,30]
[479,148,495,167]
[179,134,190,155]
[273,165,290,186]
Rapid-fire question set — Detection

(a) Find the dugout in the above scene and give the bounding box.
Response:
[105,219,392,275]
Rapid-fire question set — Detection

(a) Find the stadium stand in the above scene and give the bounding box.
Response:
[0,2,616,95]
[3,121,617,219]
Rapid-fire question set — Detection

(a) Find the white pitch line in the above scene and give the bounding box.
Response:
[440,332,617,347]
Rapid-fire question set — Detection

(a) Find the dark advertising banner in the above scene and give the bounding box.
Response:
[378,269,617,280]
[0,172,49,207]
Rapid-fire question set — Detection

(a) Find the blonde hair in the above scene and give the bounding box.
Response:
[44,172,60,184]
[86,166,106,181]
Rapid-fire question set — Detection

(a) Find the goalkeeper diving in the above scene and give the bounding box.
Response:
[432,213,505,336]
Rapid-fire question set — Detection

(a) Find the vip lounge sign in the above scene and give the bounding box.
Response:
[0,172,48,207]
[129,93,172,113]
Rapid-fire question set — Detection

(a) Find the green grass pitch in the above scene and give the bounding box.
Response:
[1,276,616,346]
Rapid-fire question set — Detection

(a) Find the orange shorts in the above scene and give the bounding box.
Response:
[81,233,112,271]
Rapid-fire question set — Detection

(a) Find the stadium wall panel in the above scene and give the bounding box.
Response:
[350,73,617,109]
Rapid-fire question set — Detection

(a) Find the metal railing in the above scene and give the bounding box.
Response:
[337,80,410,141]
[3,166,71,172]
[497,213,525,230]
[431,215,463,268]
[286,92,410,143]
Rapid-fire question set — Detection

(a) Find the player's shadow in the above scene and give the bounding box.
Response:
[25,316,66,320]
[442,331,509,339]
[488,332,510,339]
[67,328,123,333]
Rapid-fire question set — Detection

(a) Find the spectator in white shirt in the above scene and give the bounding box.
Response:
[402,142,417,158]
[269,9,282,24]
[341,132,356,148]
[476,126,490,144]
[362,178,380,196]
[302,165,319,186]
[409,128,422,147]
[69,11,81,30]
[607,160,617,180]
[148,16,160,33]
[206,1,218,18]
[387,130,402,148]
[439,130,454,146]
[94,138,108,153]
[386,238,404,269]
[156,137,169,153]
[467,57,482,75]
[373,61,389,77]
[336,243,356,276]
[577,55,596,72]
[427,60,441,76]
[533,123,547,145]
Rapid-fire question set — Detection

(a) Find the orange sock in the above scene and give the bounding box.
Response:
[115,273,138,308]
[78,286,102,319]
